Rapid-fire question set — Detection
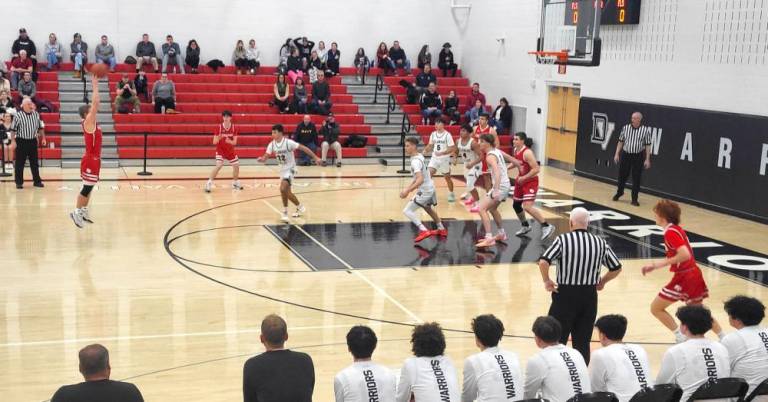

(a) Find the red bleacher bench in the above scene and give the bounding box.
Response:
[116,134,377,147]
[132,103,359,114]
[118,146,367,159]
[115,123,371,134]
[112,113,364,125]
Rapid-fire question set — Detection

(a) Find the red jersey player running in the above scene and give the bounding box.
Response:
[642,199,724,343]
[70,73,102,228]
[205,110,242,192]
[508,132,554,240]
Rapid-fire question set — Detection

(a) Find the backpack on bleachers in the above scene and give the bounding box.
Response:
[124,56,137,64]
[345,135,368,148]
[206,59,225,72]
[400,79,418,104]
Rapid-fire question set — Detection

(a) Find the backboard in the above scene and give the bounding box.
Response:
[537,0,603,66]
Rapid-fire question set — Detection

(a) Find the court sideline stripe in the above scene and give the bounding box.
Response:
[260,199,423,323]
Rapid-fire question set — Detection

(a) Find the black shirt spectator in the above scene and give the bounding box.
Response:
[135,34,159,73]
[325,43,340,76]
[438,43,457,77]
[51,344,143,402]
[415,65,437,88]
[311,71,332,115]
[419,85,442,110]
[491,98,513,133]
[12,28,37,66]
[389,44,406,65]
[186,40,200,72]
[243,314,314,402]
[134,71,149,101]
[286,53,302,72]
[293,37,315,60]
[294,118,318,146]
[416,45,432,69]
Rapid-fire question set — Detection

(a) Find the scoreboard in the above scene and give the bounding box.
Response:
[565,0,642,26]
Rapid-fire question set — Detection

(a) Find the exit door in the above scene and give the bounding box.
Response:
[545,86,580,169]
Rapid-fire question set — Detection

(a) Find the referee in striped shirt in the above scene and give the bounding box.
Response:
[10,98,46,189]
[612,112,651,206]
[538,207,622,363]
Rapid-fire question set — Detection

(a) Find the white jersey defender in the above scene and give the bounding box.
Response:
[411,153,437,207]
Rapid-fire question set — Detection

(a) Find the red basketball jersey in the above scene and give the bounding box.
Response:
[82,121,103,158]
[514,146,533,177]
[216,123,237,154]
[664,224,697,273]
[473,124,492,172]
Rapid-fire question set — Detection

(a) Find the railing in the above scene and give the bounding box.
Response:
[385,93,397,124]
[372,74,384,104]
[396,111,412,174]
[136,132,153,176]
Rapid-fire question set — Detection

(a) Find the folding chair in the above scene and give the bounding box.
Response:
[745,378,768,402]
[567,392,619,402]
[688,377,748,401]
[629,384,683,402]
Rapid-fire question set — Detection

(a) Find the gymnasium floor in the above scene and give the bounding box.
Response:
[1,165,766,402]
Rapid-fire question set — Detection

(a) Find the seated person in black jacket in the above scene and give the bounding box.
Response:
[444,90,461,125]
[243,314,315,402]
[51,344,144,402]
[325,42,340,77]
[438,42,458,77]
[310,70,332,115]
[293,115,319,166]
[415,64,437,95]
[419,82,442,125]
[133,70,149,102]
[388,41,411,75]
[320,114,342,167]
[490,97,513,134]
[293,36,315,70]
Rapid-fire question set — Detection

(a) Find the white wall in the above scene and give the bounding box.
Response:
[2,0,459,67]
[449,0,768,159]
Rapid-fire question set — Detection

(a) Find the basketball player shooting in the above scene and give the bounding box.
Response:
[69,70,103,228]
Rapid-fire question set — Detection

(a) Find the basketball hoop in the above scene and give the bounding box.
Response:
[528,50,569,74]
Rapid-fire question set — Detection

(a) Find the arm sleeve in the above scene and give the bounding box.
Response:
[287,139,299,152]
[589,353,608,392]
[462,359,478,402]
[395,360,414,402]
[655,350,676,385]
[540,237,562,264]
[243,362,257,402]
[664,229,686,250]
[644,127,652,145]
[618,125,627,142]
[333,375,345,402]
[131,384,145,402]
[602,243,622,271]
[524,356,545,399]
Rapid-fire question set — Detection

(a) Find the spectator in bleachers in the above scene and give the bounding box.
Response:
[50,344,143,402]
[464,83,486,123]
[232,40,248,75]
[246,39,261,75]
[114,74,140,114]
[467,100,484,127]
[10,50,33,90]
[376,42,393,76]
[396,322,460,402]
[286,47,304,84]
[443,90,460,125]
[12,28,37,71]
[590,314,654,401]
[135,33,159,73]
[417,45,432,69]
[317,41,328,65]
[185,40,200,74]
[308,51,324,83]
[326,42,340,77]
[44,33,62,71]
[95,35,117,72]
[353,47,369,82]
[293,37,315,70]
[415,64,437,95]
[17,72,37,105]
[490,97,513,134]
[311,70,332,115]
[334,325,396,402]
[320,114,342,167]
[292,77,308,114]
[463,314,524,402]
[388,41,411,75]
[161,35,185,74]
[134,70,149,102]
[419,82,442,125]
[278,38,293,69]
[1,110,16,171]
[70,33,88,78]
[294,114,319,166]
[151,73,176,114]
[272,73,290,113]
[0,72,10,94]
[438,42,457,77]
[0,90,13,110]
[656,305,731,401]
[721,295,768,398]
[243,314,315,402]
[524,316,592,401]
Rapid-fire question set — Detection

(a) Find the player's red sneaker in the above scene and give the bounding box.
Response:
[414,230,434,243]
[433,228,448,237]
[475,237,496,248]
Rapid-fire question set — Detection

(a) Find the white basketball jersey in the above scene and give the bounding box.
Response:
[396,355,460,402]
[457,137,478,165]
[266,138,299,172]
[410,153,435,193]
[656,338,731,402]
[720,326,768,399]
[487,149,511,187]
[463,347,525,401]
[590,343,654,402]
[429,130,454,162]
[334,361,397,402]
[524,344,591,401]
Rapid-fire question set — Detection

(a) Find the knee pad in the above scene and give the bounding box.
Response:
[513,201,523,214]
[80,185,94,197]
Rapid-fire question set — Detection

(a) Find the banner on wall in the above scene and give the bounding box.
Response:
[574,97,768,222]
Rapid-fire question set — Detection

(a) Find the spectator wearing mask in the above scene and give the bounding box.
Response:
[151,73,176,114]
[293,115,319,166]
[438,42,457,77]
[70,33,88,78]
[10,50,33,90]
[233,40,248,75]
[12,28,38,70]
[490,97,513,134]
[135,33,159,73]
[443,90,460,125]
[246,39,261,75]
[376,42,393,76]
[311,70,332,115]
[95,35,117,72]
[134,70,149,102]
[419,82,442,125]
[396,323,460,402]
[320,114,342,167]
[293,37,315,69]
[161,35,185,74]
[415,64,437,94]
[292,77,308,114]
[464,83,486,123]
[51,344,144,402]
[272,73,290,114]
[114,74,140,114]
[185,40,200,74]
[416,45,432,69]
[44,33,62,70]
[388,41,411,75]
[286,47,304,84]
[354,47,369,82]
[325,42,340,77]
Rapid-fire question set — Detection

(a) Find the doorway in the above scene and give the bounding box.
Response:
[545,85,580,170]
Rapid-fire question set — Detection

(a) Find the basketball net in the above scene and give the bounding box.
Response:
[528,51,568,76]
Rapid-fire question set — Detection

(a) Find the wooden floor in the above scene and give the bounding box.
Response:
[1,165,765,402]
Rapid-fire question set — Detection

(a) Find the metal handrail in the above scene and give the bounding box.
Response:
[385,93,397,124]
[372,74,384,104]
[396,111,413,174]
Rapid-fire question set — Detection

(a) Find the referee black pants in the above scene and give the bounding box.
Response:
[548,285,598,364]
[14,138,42,186]
[616,151,644,201]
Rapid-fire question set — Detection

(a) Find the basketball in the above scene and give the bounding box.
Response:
[89,63,109,78]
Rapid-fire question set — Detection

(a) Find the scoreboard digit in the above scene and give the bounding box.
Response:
[565,0,642,26]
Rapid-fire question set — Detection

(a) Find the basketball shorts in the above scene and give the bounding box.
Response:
[488,183,511,202]
[464,165,481,190]
[513,177,539,202]
[280,168,296,183]
[413,190,437,208]
[80,156,101,186]
[659,268,709,304]
[216,151,239,165]
[428,157,451,175]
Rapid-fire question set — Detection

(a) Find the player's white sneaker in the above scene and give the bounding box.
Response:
[280,212,290,222]
[204,181,212,193]
[292,205,306,218]
[232,181,243,190]
[515,226,532,236]
[81,207,93,223]
[541,224,555,240]
[447,192,456,203]
[70,210,84,228]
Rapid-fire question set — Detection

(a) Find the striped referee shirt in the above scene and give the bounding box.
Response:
[11,109,44,140]
[540,229,622,285]
[618,124,651,154]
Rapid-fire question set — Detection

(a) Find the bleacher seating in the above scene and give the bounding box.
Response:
[4,67,62,160]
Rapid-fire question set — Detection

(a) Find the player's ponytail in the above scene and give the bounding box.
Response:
[515,131,533,148]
